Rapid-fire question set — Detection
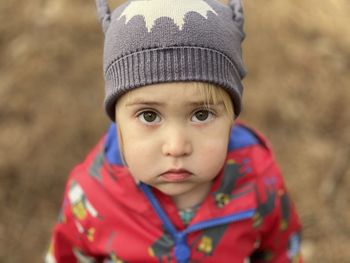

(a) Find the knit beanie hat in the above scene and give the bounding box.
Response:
[95,0,246,121]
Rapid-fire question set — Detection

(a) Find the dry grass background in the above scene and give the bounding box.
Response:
[0,0,349,262]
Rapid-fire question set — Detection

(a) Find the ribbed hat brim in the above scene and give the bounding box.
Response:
[104,46,243,121]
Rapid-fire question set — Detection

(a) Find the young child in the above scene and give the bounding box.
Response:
[46,0,302,262]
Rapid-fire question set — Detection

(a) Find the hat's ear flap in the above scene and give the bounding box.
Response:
[229,0,245,38]
[96,0,111,34]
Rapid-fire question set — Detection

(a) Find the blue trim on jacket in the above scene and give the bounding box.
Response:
[105,124,124,166]
[105,123,261,166]
[227,125,261,151]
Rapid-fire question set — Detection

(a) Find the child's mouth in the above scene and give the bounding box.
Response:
[160,169,192,182]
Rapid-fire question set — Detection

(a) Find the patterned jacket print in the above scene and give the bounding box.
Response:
[46,122,302,263]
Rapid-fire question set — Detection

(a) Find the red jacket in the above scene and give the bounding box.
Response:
[46,122,302,263]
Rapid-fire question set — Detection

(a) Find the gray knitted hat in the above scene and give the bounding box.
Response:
[95,0,246,121]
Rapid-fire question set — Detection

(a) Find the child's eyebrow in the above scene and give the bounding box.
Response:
[125,100,163,107]
[186,101,224,107]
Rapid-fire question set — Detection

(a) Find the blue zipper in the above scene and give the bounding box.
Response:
[139,182,178,237]
[184,209,255,234]
[139,183,255,263]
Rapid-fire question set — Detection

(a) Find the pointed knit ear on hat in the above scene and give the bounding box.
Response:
[95,0,111,34]
[229,0,244,37]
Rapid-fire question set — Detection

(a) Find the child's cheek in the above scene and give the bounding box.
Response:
[197,140,228,168]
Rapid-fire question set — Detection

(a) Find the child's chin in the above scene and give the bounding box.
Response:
[155,183,193,197]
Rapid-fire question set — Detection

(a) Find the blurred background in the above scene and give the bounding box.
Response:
[0,0,349,262]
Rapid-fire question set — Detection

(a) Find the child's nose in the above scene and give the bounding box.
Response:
[162,127,192,157]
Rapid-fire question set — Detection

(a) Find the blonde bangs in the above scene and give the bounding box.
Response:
[190,82,234,121]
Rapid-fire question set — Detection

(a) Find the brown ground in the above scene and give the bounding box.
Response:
[0,0,349,262]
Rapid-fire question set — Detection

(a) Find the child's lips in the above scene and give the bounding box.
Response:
[160,169,192,182]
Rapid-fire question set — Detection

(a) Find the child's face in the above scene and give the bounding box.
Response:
[115,82,232,208]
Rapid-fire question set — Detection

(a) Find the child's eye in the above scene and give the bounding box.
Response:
[191,109,215,123]
[137,111,161,124]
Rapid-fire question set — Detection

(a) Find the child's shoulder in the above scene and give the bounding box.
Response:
[228,120,271,153]
[227,121,282,184]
